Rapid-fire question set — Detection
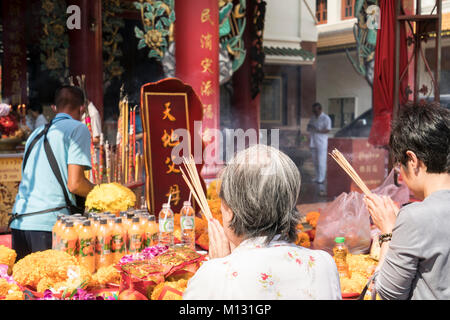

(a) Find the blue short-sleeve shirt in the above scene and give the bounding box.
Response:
[11,113,92,232]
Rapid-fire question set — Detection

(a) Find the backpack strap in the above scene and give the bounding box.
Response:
[9,119,83,227]
[22,121,53,171]
[43,127,83,215]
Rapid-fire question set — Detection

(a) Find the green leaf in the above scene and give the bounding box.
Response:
[137,39,147,50]
[154,1,163,9]
[149,50,161,59]
[166,0,174,8]
[79,279,88,290]
[144,11,154,21]
[156,7,165,17]
[61,287,69,299]
[69,287,78,299]
[133,2,142,10]
[155,20,163,30]
[160,16,170,27]
[169,10,176,23]
[144,3,153,12]
[134,26,144,38]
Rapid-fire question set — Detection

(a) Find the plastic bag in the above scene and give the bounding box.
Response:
[371,169,410,207]
[117,247,205,299]
[313,192,371,255]
[313,169,410,255]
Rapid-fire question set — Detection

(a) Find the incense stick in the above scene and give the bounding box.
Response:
[167,193,172,206]
[329,149,372,196]
[179,158,213,221]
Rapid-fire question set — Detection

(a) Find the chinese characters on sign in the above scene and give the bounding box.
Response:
[166,184,181,207]
[141,79,204,215]
[161,101,181,205]
[199,7,218,147]
[2,0,27,105]
[327,139,387,197]
[174,0,220,178]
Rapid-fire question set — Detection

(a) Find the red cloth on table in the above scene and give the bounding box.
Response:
[369,0,409,147]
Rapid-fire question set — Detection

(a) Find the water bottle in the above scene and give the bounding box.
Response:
[180,201,195,249]
[333,237,350,278]
[158,203,174,247]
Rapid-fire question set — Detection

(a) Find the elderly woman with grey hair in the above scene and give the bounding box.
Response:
[183,145,341,300]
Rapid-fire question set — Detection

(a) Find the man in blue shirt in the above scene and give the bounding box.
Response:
[11,86,95,260]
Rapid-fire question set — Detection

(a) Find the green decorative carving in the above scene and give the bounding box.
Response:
[346,0,379,87]
[103,0,125,86]
[133,0,175,60]
[219,0,246,73]
[40,0,69,82]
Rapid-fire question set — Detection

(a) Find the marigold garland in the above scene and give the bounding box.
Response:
[85,183,136,213]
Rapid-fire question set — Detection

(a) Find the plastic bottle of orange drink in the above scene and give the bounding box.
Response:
[78,220,96,273]
[107,214,116,231]
[92,216,101,267]
[112,217,127,263]
[138,213,149,248]
[61,221,78,256]
[72,218,82,233]
[52,215,64,250]
[144,215,158,248]
[333,237,350,278]
[128,216,144,254]
[57,217,68,251]
[123,213,135,253]
[97,218,113,268]
[139,213,149,230]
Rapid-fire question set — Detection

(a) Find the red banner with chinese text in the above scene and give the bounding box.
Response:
[140,78,205,215]
[1,0,28,105]
[175,0,220,179]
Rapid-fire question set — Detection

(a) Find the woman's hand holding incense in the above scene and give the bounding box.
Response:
[208,218,232,259]
[364,194,398,234]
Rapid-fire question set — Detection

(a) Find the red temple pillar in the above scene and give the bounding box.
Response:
[2,0,28,106]
[67,0,104,119]
[232,0,261,136]
[175,0,220,179]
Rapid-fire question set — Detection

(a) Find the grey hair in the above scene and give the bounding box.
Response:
[219,144,301,244]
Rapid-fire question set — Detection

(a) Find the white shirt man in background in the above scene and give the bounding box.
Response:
[81,101,102,145]
[28,103,48,132]
[307,102,332,196]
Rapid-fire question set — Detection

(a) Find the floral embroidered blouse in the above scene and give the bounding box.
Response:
[183,236,342,300]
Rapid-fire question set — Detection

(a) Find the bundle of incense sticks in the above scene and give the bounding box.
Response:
[135,152,140,183]
[329,149,372,196]
[105,140,111,183]
[118,97,129,183]
[128,120,133,183]
[99,133,104,183]
[85,116,97,184]
[115,131,121,183]
[124,99,129,183]
[180,155,213,221]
